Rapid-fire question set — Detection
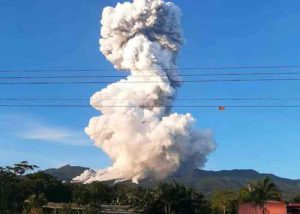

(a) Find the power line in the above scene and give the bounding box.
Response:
[1,71,300,79]
[0,104,300,108]
[1,97,300,101]
[1,78,300,85]
[1,65,300,73]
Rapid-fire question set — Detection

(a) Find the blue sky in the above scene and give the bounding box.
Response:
[0,0,300,179]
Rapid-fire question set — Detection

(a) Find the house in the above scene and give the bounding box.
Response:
[239,201,287,214]
[287,203,300,214]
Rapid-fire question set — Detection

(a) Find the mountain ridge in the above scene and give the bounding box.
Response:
[44,165,89,182]
[44,165,300,200]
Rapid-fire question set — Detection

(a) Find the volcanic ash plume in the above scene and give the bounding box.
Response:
[73,0,216,184]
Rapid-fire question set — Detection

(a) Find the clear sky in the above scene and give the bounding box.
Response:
[0,0,300,179]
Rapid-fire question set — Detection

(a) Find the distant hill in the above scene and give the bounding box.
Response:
[158,169,300,200]
[44,166,300,200]
[44,165,89,182]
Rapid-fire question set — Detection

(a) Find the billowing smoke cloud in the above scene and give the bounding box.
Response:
[74,0,216,184]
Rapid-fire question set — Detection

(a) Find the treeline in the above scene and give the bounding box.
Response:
[1,161,299,214]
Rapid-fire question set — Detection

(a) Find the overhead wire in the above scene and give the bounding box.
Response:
[1,78,300,84]
[1,65,300,73]
[0,97,300,101]
[0,66,299,109]
[0,104,299,108]
[1,71,300,79]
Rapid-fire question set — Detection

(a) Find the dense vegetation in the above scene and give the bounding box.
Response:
[0,161,298,214]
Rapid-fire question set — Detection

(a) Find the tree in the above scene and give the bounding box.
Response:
[6,161,39,176]
[293,194,300,203]
[72,184,92,205]
[111,183,139,205]
[86,182,113,206]
[25,172,72,203]
[23,194,46,214]
[0,167,26,213]
[240,177,281,214]
[144,182,209,214]
[0,162,73,213]
[211,190,238,214]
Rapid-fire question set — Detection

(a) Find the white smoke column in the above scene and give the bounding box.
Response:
[74,0,216,184]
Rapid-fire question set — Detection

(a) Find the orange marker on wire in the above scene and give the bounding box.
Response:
[219,106,225,111]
